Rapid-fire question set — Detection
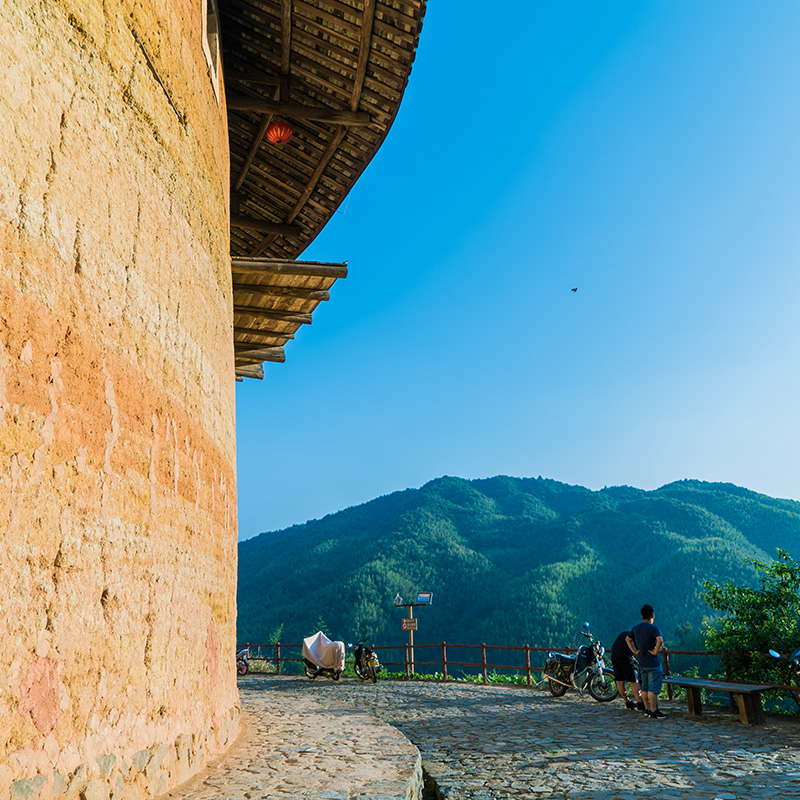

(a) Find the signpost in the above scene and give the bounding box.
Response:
[394,592,432,674]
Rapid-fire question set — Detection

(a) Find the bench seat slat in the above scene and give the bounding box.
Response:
[663,676,772,693]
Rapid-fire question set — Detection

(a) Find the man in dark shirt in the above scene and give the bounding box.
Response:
[626,604,668,719]
[611,630,643,711]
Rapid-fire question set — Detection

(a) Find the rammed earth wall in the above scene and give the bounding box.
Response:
[0,2,239,799]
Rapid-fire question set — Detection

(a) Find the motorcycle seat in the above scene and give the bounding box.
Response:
[548,652,573,666]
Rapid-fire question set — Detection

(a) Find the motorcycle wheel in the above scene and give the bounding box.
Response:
[368,665,377,684]
[237,659,249,676]
[547,678,568,697]
[304,665,317,679]
[587,669,618,702]
[355,664,368,681]
[333,670,341,681]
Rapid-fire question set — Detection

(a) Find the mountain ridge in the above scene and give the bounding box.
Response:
[237,476,800,651]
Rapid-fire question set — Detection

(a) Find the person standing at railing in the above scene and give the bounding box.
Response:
[627,604,668,720]
[611,630,644,711]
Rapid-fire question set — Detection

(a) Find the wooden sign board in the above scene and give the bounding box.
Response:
[401,618,418,631]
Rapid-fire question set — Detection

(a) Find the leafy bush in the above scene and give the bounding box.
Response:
[702,549,800,684]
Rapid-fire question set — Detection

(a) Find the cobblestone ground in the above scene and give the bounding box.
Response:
[164,676,422,800]
[242,675,800,800]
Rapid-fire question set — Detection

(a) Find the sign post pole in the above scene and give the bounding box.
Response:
[395,592,432,678]
[409,605,414,673]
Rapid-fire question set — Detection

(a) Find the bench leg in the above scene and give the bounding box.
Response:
[736,693,765,726]
[686,686,703,716]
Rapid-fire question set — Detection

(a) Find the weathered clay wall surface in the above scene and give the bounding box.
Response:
[0,1,238,798]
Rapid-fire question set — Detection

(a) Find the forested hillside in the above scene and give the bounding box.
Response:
[237,477,800,650]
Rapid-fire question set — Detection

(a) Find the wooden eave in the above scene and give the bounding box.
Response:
[220,0,426,379]
[231,257,347,378]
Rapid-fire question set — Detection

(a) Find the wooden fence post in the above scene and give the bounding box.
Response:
[442,642,448,681]
[481,643,488,684]
[525,644,531,686]
[276,643,281,675]
[405,644,411,680]
[662,649,672,700]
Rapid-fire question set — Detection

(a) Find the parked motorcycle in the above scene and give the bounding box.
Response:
[768,646,800,689]
[236,645,250,676]
[349,636,382,683]
[303,631,346,680]
[543,622,618,702]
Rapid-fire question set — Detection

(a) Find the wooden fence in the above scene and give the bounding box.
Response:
[237,641,799,705]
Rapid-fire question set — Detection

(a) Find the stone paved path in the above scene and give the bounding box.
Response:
[171,676,800,799]
[164,676,422,800]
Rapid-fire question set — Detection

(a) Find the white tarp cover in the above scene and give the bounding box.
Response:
[302,631,345,671]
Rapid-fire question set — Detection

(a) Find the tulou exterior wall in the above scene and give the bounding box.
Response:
[0,2,239,799]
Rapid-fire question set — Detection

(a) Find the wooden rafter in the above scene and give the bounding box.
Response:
[231,257,348,279]
[235,346,286,363]
[233,306,313,324]
[235,364,265,380]
[281,0,292,76]
[234,326,295,339]
[230,214,301,236]
[232,113,274,193]
[233,284,330,302]
[352,0,376,111]
[227,95,372,125]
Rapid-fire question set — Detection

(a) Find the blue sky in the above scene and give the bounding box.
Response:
[235,1,800,539]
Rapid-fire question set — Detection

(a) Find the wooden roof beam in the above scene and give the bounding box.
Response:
[235,364,264,380]
[235,346,286,363]
[231,213,302,237]
[224,70,282,87]
[233,284,331,302]
[232,257,348,279]
[234,326,295,340]
[227,95,372,126]
[234,305,313,324]
[352,0,377,111]
[281,0,292,76]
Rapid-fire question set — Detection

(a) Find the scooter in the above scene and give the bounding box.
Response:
[236,645,250,676]
[349,636,382,683]
[542,622,618,702]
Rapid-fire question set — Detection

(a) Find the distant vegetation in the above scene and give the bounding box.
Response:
[237,476,800,656]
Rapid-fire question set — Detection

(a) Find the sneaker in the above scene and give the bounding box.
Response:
[650,709,668,719]
[636,702,646,712]
[625,700,637,710]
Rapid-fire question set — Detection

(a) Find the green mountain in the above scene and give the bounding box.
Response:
[237,476,800,652]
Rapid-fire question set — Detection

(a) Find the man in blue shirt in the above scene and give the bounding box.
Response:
[626,604,668,719]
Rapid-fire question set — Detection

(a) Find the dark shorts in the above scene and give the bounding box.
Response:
[611,656,637,683]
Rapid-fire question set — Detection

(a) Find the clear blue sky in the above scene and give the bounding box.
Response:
[235,1,800,540]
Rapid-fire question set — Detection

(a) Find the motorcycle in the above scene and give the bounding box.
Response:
[542,622,618,702]
[768,646,800,690]
[349,635,382,683]
[236,645,250,676]
[302,631,345,680]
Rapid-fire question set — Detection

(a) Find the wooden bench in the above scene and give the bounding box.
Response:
[663,676,773,726]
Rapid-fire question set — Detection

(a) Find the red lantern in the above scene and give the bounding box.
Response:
[266,120,293,145]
